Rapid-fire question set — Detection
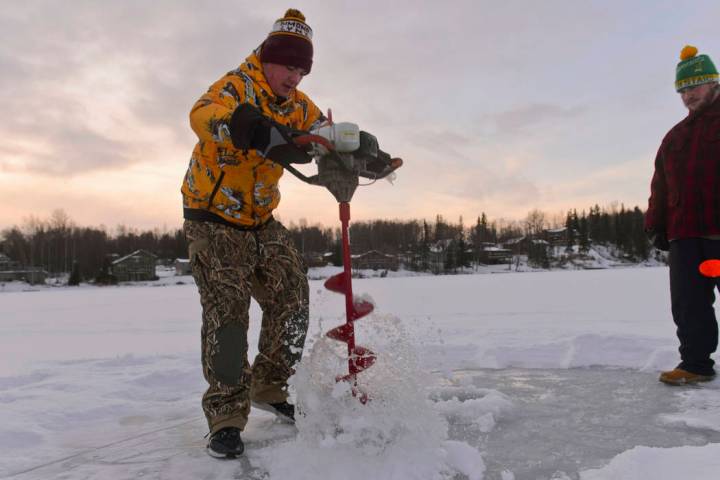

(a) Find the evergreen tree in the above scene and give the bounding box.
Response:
[434,214,447,242]
[418,220,431,272]
[571,209,580,233]
[528,240,550,268]
[443,241,457,273]
[457,236,470,269]
[564,211,575,253]
[587,204,601,241]
[68,261,81,286]
[330,234,343,267]
[631,207,650,260]
[578,215,590,253]
[614,204,626,251]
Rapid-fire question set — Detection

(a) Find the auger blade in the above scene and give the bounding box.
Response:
[352,300,374,320]
[324,201,377,405]
[324,273,346,293]
[333,375,371,404]
[326,323,354,342]
[336,373,354,383]
[351,346,376,371]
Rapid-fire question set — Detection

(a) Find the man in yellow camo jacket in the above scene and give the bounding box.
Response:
[181,9,326,458]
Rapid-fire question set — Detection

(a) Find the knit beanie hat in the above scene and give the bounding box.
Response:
[675,45,719,92]
[259,9,313,74]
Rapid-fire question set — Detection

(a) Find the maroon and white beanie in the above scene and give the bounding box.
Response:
[260,9,313,74]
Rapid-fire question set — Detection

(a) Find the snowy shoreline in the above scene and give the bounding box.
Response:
[0,247,666,294]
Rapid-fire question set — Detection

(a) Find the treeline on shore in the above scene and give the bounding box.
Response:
[0,204,657,282]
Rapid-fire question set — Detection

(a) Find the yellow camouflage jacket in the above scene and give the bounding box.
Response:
[181,50,324,228]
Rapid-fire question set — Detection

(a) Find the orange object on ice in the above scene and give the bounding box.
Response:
[699,259,720,277]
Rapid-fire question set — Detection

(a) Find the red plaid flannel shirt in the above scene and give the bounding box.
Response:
[645,95,720,240]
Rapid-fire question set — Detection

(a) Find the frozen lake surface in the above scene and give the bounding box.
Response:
[2,267,719,479]
[452,368,720,479]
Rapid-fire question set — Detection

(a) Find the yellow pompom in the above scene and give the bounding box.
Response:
[284,9,305,21]
[680,45,698,61]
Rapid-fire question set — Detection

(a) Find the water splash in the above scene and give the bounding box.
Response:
[257,312,482,480]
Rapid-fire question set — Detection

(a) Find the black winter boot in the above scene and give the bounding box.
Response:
[252,401,296,423]
[207,427,244,458]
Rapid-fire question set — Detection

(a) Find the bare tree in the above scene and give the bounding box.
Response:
[50,209,72,231]
[524,209,546,237]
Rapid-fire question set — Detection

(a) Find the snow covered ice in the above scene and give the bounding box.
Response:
[1,267,720,479]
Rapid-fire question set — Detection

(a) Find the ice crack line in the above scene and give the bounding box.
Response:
[5,417,201,478]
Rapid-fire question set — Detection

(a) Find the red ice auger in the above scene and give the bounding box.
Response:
[281,112,402,403]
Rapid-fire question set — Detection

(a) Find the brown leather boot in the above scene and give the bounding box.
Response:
[659,368,715,386]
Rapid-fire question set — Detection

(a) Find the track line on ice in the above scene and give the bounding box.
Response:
[5,417,200,477]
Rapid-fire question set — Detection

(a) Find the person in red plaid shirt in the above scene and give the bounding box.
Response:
[646,45,720,386]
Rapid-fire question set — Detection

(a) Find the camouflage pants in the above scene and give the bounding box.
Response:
[184,219,309,433]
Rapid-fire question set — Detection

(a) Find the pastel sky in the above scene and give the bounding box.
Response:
[2,0,719,231]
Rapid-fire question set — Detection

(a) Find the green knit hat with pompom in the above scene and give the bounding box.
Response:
[676,45,719,92]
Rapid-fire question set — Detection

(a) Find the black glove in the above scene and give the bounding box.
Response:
[228,104,313,164]
[647,228,670,251]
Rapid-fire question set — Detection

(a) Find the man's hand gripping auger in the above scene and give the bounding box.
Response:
[256,107,402,403]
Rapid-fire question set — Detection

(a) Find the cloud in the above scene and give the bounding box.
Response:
[0,2,273,176]
[0,126,128,175]
[1,0,719,229]
[490,104,586,134]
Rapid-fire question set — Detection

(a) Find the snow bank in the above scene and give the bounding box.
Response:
[580,444,720,479]
[659,383,720,432]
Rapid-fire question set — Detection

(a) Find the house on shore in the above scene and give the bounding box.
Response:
[503,236,529,255]
[175,258,192,276]
[351,250,399,271]
[0,253,48,284]
[111,250,158,282]
[476,246,512,265]
[303,252,330,268]
[543,227,570,246]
